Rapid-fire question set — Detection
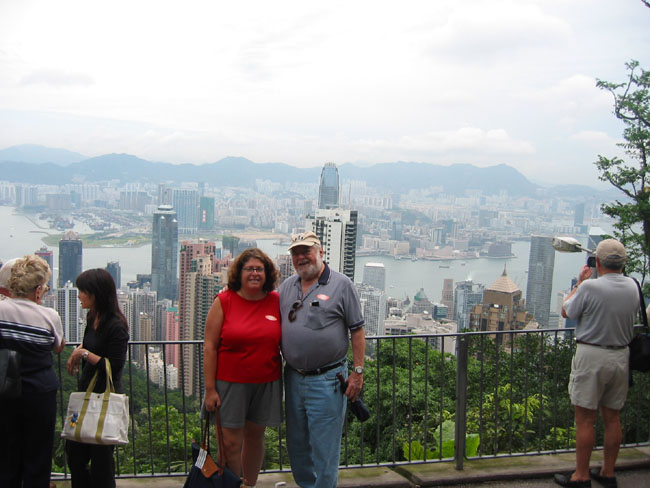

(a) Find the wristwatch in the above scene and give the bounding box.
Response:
[82,350,89,361]
[354,365,364,374]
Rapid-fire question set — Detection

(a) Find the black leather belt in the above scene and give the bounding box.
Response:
[290,359,346,376]
[577,340,627,350]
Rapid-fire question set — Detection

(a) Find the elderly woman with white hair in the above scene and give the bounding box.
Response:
[0,257,19,300]
[0,254,65,488]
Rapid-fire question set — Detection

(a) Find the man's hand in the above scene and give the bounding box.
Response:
[345,372,363,402]
[578,264,593,283]
[204,389,221,412]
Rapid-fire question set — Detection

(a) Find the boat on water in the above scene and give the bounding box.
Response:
[439,264,450,268]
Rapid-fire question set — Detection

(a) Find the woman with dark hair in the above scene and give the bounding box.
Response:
[65,268,129,488]
[203,248,282,488]
[0,255,65,488]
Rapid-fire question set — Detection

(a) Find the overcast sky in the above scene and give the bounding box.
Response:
[1,0,649,186]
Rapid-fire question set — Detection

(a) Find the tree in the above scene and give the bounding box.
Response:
[595,60,650,288]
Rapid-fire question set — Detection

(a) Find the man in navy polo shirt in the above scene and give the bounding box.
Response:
[279,232,366,488]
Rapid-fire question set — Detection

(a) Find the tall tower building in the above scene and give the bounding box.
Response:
[441,278,454,319]
[56,282,81,342]
[526,235,556,328]
[306,208,358,280]
[181,252,222,397]
[356,283,386,336]
[106,261,121,289]
[454,280,484,330]
[151,205,179,301]
[363,262,386,292]
[173,189,199,234]
[35,246,54,292]
[318,162,340,209]
[58,231,82,288]
[199,196,215,231]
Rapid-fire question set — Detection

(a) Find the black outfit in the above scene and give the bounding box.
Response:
[66,315,128,488]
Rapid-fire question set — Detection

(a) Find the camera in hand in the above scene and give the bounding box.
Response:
[336,373,370,422]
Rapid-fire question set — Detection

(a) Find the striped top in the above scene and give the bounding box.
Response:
[0,298,64,392]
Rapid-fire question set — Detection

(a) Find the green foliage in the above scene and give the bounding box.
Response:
[403,420,480,461]
[595,60,650,290]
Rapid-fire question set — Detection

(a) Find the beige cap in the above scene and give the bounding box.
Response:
[288,231,321,250]
[595,238,627,265]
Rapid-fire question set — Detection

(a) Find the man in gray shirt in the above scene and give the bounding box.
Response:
[554,239,639,488]
[279,232,365,488]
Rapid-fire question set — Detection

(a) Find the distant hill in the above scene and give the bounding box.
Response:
[0,148,609,198]
[0,144,87,165]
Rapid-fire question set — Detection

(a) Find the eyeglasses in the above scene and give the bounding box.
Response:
[288,300,303,322]
[36,283,49,294]
[242,266,265,274]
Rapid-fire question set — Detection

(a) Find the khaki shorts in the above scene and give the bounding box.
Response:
[202,378,282,429]
[569,343,629,411]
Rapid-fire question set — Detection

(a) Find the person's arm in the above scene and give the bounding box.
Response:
[561,265,592,319]
[346,327,366,402]
[203,297,224,411]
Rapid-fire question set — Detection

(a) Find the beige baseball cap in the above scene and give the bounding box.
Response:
[288,231,321,251]
[595,239,627,265]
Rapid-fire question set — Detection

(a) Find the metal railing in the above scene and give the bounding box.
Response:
[51,328,650,480]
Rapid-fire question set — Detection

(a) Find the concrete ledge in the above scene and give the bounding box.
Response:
[394,446,650,487]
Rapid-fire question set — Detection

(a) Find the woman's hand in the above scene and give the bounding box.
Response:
[204,389,221,412]
[66,345,85,375]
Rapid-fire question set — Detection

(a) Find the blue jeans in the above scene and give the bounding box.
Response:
[284,362,347,488]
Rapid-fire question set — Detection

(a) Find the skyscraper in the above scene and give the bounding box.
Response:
[454,280,484,330]
[151,205,179,301]
[106,261,121,289]
[199,196,215,231]
[356,283,386,336]
[526,235,556,328]
[56,282,80,342]
[318,162,340,209]
[58,231,82,288]
[306,208,358,280]
[35,246,54,292]
[441,278,454,319]
[173,189,199,234]
[363,262,386,292]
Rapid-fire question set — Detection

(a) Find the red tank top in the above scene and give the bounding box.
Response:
[216,290,281,383]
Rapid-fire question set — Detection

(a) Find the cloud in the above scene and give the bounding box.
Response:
[20,68,94,87]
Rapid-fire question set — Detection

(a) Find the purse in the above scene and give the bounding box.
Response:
[629,278,650,372]
[183,412,242,488]
[0,349,21,399]
[61,358,130,445]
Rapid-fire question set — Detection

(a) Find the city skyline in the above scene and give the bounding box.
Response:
[1,1,649,186]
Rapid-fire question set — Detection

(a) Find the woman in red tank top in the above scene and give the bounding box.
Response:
[203,248,281,488]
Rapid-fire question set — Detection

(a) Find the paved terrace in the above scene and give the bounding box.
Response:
[50,446,650,487]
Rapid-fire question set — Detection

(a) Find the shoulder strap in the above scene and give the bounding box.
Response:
[632,278,648,330]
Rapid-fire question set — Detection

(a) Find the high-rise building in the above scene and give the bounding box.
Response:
[454,280,484,330]
[363,262,386,292]
[35,246,54,292]
[318,162,340,209]
[173,189,199,234]
[182,253,222,397]
[441,278,454,319]
[526,235,555,328]
[106,261,121,289]
[164,306,180,369]
[56,282,81,342]
[58,231,82,288]
[306,208,358,280]
[199,196,215,231]
[469,267,533,337]
[356,283,386,336]
[151,205,179,301]
[132,285,157,342]
[574,203,585,226]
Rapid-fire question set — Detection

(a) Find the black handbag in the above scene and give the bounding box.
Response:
[629,278,650,372]
[0,349,21,399]
[183,411,242,488]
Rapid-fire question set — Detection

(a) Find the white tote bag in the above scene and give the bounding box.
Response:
[61,358,129,445]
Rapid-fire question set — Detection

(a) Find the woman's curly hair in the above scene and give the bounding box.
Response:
[227,248,280,293]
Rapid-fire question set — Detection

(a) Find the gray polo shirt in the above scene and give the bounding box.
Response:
[564,272,639,347]
[279,263,364,371]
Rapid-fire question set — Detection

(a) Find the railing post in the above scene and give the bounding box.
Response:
[455,334,468,470]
